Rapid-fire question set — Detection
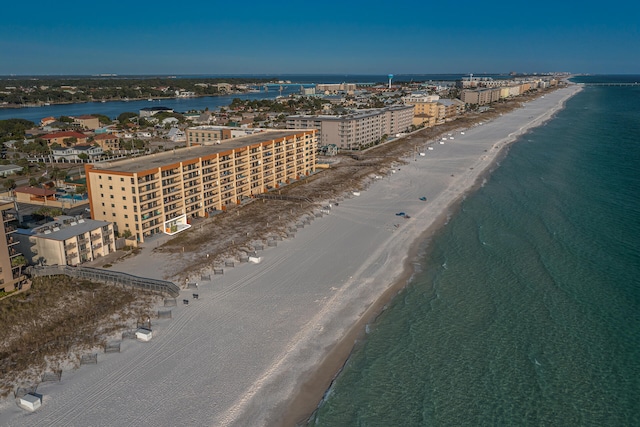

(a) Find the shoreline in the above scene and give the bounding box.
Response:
[276,84,583,426]
[0,86,582,427]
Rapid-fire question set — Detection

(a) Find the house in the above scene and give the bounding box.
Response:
[0,164,23,177]
[40,116,56,127]
[40,131,88,147]
[73,115,100,130]
[14,186,58,204]
[51,144,103,161]
[167,128,186,142]
[93,133,120,151]
[14,215,115,266]
[139,106,173,117]
[161,117,179,126]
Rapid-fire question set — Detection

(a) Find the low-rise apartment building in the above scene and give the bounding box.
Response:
[93,133,120,151]
[14,216,115,266]
[73,115,100,130]
[286,105,413,150]
[85,130,317,243]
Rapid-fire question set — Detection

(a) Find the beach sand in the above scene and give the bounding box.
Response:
[0,85,581,426]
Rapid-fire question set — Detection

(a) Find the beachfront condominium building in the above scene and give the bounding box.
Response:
[14,216,115,267]
[0,201,26,292]
[286,105,413,150]
[85,130,317,243]
[460,88,502,106]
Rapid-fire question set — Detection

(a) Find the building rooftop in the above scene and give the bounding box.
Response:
[15,216,111,242]
[90,129,313,174]
[15,186,57,196]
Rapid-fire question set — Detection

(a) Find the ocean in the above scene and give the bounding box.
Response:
[310,78,640,425]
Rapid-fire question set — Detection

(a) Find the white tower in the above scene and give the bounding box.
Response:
[388,74,394,89]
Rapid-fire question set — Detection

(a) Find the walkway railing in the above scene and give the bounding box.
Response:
[28,265,180,297]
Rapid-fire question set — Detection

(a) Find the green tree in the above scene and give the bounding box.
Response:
[77,153,89,161]
[3,178,15,190]
[11,255,27,276]
[28,177,38,186]
[63,137,77,146]
[117,112,138,124]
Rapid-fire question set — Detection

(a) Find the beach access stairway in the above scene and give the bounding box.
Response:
[27,265,180,297]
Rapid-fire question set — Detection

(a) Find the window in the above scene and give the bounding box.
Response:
[130,178,134,184]
[101,202,105,207]
[99,184,103,189]
[110,195,114,199]
[103,211,106,216]
[112,213,116,217]
[108,176,112,180]
[100,193,104,198]
[122,196,126,200]
[123,206,127,210]
[124,214,128,219]
[109,185,113,190]
[111,204,115,208]
[121,187,125,191]
[120,177,124,182]
[131,187,135,193]
[99,175,102,179]
[125,223,129,228]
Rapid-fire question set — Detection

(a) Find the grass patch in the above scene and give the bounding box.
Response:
[0,276,158,398]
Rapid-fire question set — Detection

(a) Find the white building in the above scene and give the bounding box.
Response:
[14,216,116,266]
[51,145,103,161]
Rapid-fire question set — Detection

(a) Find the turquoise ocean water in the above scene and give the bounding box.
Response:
[310,79,640,426]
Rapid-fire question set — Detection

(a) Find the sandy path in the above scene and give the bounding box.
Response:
[0,85,581,426]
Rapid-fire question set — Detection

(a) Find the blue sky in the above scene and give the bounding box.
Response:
[1,0,638,75]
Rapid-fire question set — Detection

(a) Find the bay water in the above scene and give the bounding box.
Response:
[311,80,640,425]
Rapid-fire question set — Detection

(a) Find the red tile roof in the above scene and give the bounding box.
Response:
[94,133,118,140]
[41,131,87,140]
[15,186,57,196]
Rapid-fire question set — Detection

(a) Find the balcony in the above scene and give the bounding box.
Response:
[3,213,17,222]
[91,233,101,241]
[65,242,77,251]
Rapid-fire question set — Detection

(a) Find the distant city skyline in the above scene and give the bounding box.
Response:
[1,0,637,76]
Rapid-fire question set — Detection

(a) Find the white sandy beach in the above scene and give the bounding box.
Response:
[0,85,581,426]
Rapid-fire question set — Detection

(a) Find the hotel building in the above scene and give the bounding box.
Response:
[85,130,317,243]
[286,105,413,150]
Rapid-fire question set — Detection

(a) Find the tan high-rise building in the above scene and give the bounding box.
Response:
[0,201,26,293]
[286,106,413,150]
[85,130,316,243]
